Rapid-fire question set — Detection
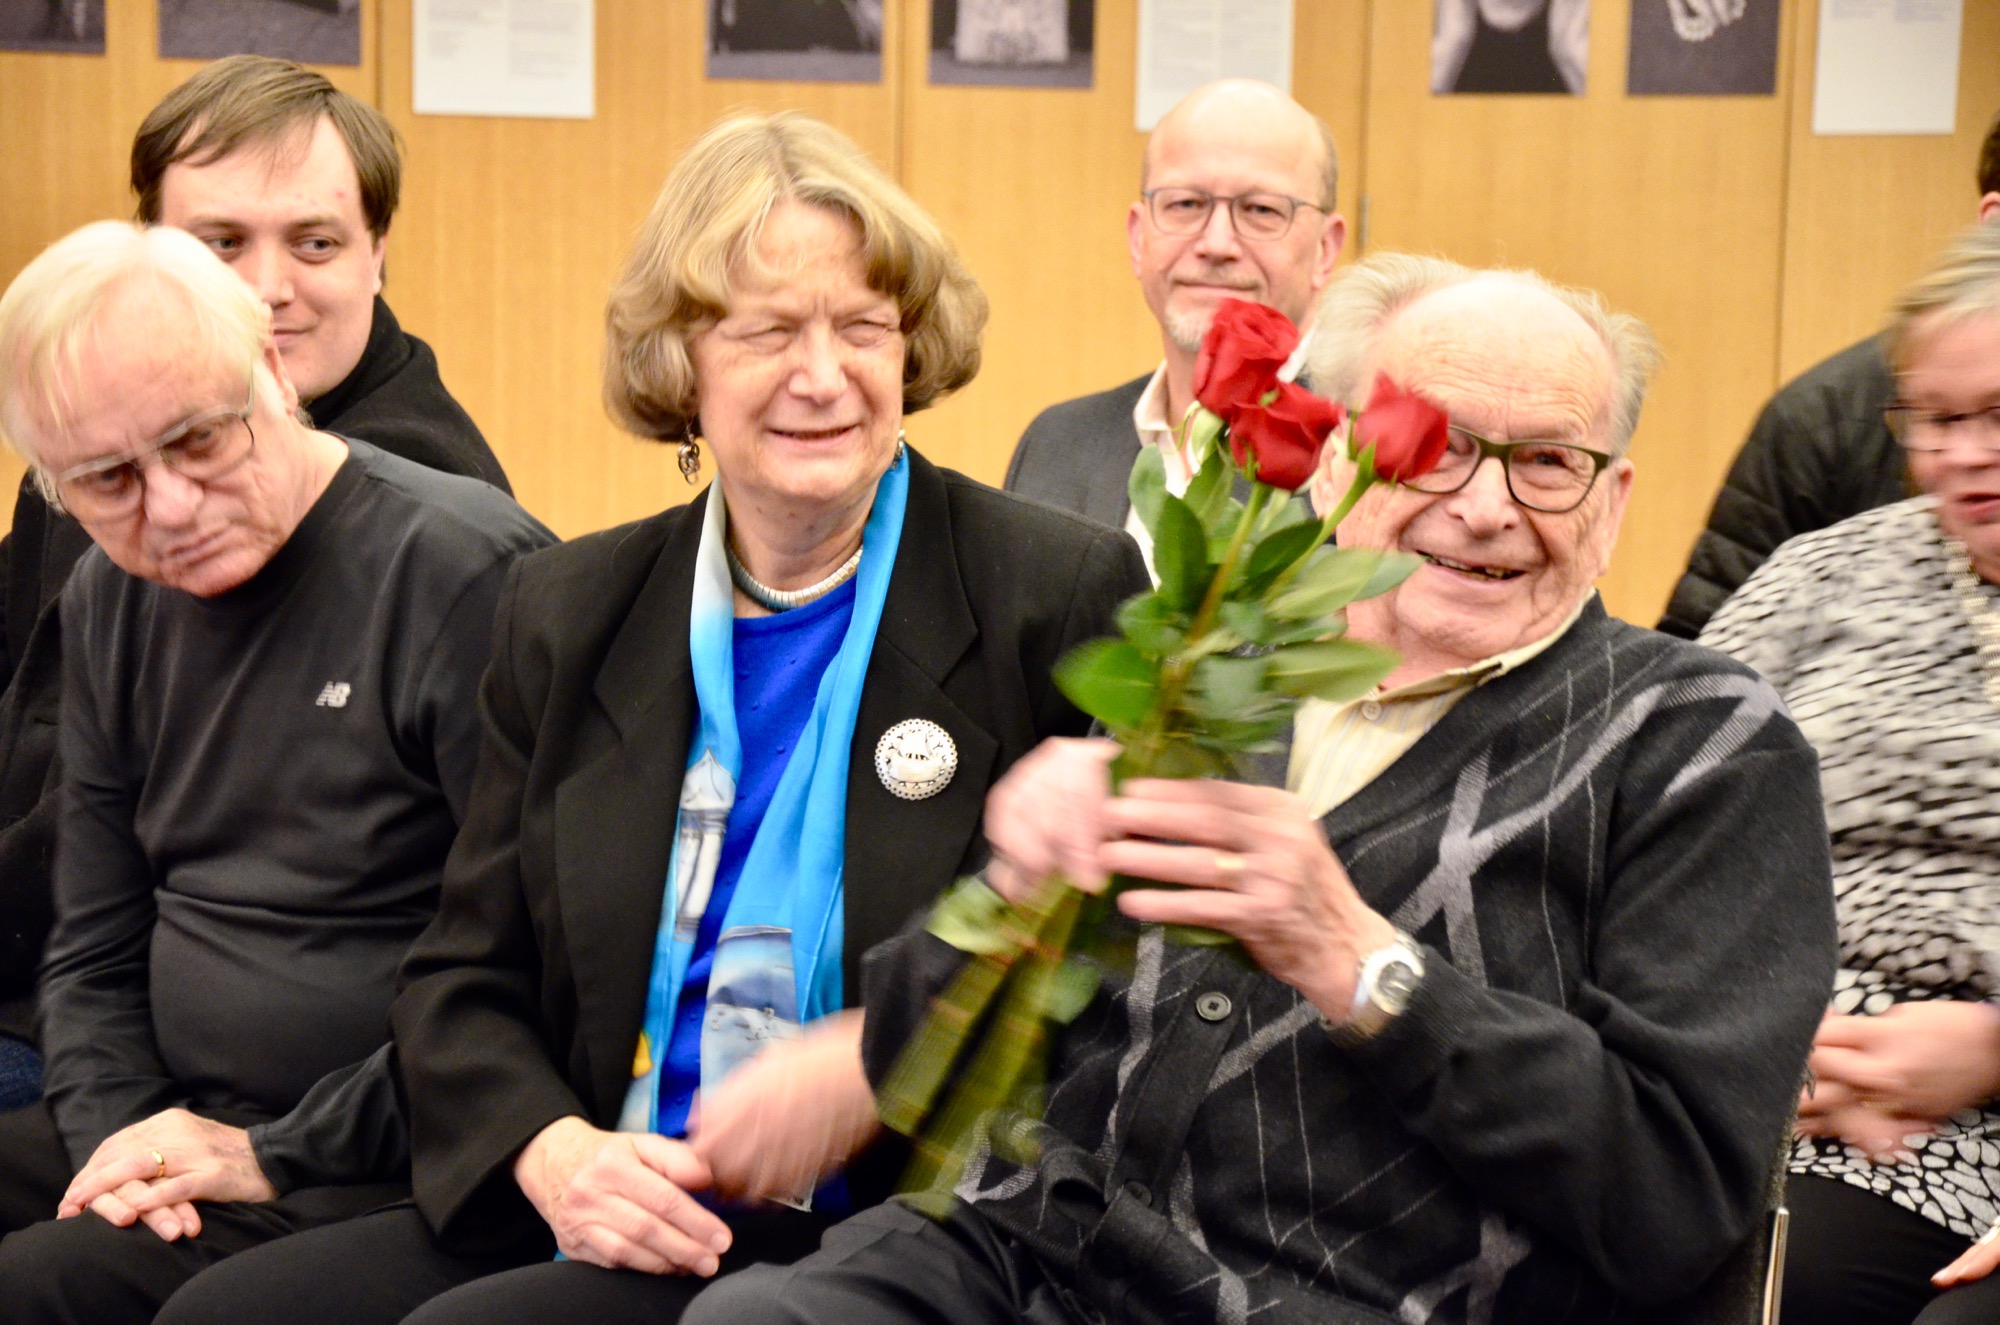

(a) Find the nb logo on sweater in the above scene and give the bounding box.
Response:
[315,682,351,709]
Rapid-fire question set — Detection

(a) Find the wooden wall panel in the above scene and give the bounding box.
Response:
[1777,0,2000,379]
[376,0,900,538]
[1359,0,1795,627]
[893,0,1153,484]
[0,0,376,508]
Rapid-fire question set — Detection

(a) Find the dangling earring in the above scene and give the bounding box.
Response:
[678,433,702,485]
[895,428,907,463]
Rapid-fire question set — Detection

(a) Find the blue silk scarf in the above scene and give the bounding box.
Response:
[617,453,909,1184]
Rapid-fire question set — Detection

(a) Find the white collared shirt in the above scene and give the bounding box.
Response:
[1123,365,1187,584]
[1287,593,1595,818]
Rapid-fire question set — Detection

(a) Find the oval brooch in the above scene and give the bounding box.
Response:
[875,718,958,801]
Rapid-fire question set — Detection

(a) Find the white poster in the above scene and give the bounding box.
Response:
[1811,0,1961,135]
[414,0,595,119]
[1135,0,1292,132]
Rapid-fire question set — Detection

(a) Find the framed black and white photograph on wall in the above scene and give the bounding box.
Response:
[930,0,1093,89]
[157,0,360,66]
[1432,0,1588,96]
[0,0,105,54]
[1626,0,1779,96]
[707,0,883,84]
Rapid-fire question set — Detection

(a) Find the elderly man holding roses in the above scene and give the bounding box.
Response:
[686,255,1838,1325]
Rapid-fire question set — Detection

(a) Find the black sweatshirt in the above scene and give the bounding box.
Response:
[39,443,551,1188]
[0,297,508,1045]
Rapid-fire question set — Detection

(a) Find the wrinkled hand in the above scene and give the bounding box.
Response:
[58,1108,277,1242]
[1935,1221,2000,1289]
[688,1010,879,1205]
[1793,1088,1929,1162]
[983,737,1120,903]
[1099,778,1399,1021]
[1810,1003,2000,1125]
[514,1116,730,1275]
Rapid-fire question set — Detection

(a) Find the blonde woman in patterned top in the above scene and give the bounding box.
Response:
[1702,219,2000,1325]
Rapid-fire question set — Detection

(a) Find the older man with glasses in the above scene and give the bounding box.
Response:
[1005,79,1345,571]
[686,254,1839,1325]
[0,221,551,1325]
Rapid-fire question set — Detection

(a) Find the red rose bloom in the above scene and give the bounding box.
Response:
[1192,300,1300,420]
[1353,374,1450,483]
[1228,382,1345,491]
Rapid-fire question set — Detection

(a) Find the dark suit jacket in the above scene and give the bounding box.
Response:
[391,450,1146,1252]
[1005,374,1151,529]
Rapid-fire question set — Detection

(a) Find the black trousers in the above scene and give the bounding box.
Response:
[0,1099,404,1325]
[0,1099,69,1235]
[682,1200,1084,1325]
[156,1199,836,1325]
[1783,1173,2000,1325]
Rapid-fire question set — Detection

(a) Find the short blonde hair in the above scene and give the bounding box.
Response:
[1308,252,1660,456]
[604,111,988,442]
[0,221,267,484]
[1886,219,2000,375]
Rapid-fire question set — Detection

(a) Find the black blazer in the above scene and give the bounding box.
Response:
[392,450,1145,1250]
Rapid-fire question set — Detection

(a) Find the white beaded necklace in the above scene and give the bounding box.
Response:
[727,543,863,613]
[1945,537,2000,707]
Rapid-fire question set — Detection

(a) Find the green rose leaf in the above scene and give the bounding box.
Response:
[1183,437,1233,527]
[1128,445,1167,536]
[1355,549,1424,601]
[1163,924,1236,947]
[1242,518,1327,594]
[1055,639,1160,732]
[1037,958,1102,1025]
[1267,638,1401,703]
[1191,653,1270,721]
[1270,548,1394,620]
[923,875,1021,957]
[1116,592,1186,657]
[1184,406,1225,468]
[1218,598,1276,645]
[1152,494,1211,612]
[1133,735,1232,780]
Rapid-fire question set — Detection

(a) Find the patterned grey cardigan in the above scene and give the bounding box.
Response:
[862,598,1837,1325]
[1703,497,2000,1242]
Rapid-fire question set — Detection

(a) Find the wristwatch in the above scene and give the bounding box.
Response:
[1326,933,1425,1045]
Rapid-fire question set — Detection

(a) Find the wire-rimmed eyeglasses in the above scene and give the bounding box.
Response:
[50,379,258,519]
[1885,402,2000,454]
[1141,187,1327,242]
[1398,426,1613,514]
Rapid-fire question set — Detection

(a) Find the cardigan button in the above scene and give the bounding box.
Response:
[1195,991,1232,1022]
[1122,1179,1152,1208]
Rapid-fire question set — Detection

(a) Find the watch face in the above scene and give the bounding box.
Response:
[1375,959,1421,1015]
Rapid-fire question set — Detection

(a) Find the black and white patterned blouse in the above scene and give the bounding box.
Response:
[1703,496,2000,1239]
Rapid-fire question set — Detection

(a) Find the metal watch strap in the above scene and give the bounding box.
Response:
[1325,933,1425,1045]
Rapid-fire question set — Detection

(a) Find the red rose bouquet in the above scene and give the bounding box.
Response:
[878,299,1449,1209]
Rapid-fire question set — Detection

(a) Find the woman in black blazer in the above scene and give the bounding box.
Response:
[155,112,1143,1325]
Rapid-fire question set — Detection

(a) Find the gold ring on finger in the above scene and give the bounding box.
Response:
[1213,851,1246,879]
[148,1149,166,1181]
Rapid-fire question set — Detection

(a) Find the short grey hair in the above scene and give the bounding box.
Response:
[1886,218,2000,375]
[0,221,268,486]
[1306,252,1661,455]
